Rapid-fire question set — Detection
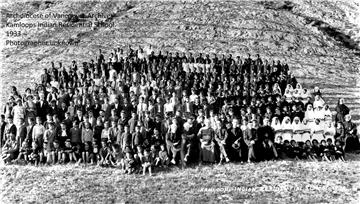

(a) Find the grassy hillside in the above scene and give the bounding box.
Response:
[1,0,359,103]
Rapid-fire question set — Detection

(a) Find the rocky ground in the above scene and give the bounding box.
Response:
[0,0,359,203]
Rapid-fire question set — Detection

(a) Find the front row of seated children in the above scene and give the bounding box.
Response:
[13,139,79,165]
[3,135,346,176]
[3,137,171,176]
[276,137,345,161]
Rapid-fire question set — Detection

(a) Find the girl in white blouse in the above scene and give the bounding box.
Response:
[323,105,332,121]
[291,117,303,142]
[284,84,294,95]
[272,83,282,95]
[324,121,336,142]
[284,89,293,101]
[304,104,315,122]
[313,106,325,121]
[300,119,311,142]
[271,117,282,144]
[310,119,325,143]
[281,116,293,142]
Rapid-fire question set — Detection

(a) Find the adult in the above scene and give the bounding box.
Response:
[181,116,198,166]
[343,115,359,152]
[214,120,230,163]
[197,119,216,164]
[258,118,277,161]
[244,120,260,162]
[165,118,181,164]
[335,98,350,124]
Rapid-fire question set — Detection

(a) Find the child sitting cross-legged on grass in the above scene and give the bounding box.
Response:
[98,139,110,167]
[1,133,19,164]
[320,139,333,161]
[155,144,170,167]
[109,143,124,169]
[15,140,32,164]
[124,148,136,174]
[62,139,77,163]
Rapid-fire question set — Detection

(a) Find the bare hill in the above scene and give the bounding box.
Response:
[0,0,359,113]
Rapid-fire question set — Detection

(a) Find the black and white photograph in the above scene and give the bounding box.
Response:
[0,0,360,203]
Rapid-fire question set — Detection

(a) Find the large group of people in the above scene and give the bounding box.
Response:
[1,45,359,175]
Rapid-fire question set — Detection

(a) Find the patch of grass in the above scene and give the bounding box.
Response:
[1,155,360,203]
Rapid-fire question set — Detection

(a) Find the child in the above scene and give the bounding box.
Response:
[51,140,62,164]
[15,140,32,163]
[32,116,46,146]
[63,139,77,163]
[319,139,331,161]
[156,143,170,167]
[310,140,321,161]
[274,136,285,159]
[150,128,163,150]
[101,121,112,141]
[334,140,345,161]
[58,122,69,147]
[150,145,158,164]
[110,143,124,169]
[134,146,143,173]
[73,143,82,164]
[98,139,109,166]
[29,142,41,166]
[290,140,300,160]
[132,125,143,150]
[91,141,100,165]
[282,140,292,159]
[136,145,144,159]
[81,122,94,144]
[1,133,19,164]
[124,150,136,174]
[304,140,313,161]
[122,125,132,152]
[70,121,81,146]
[142,149,154,176]
[298,142,308,160]
[40,142,48,164]
[324,138,335,161]
[82,142,92,164]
